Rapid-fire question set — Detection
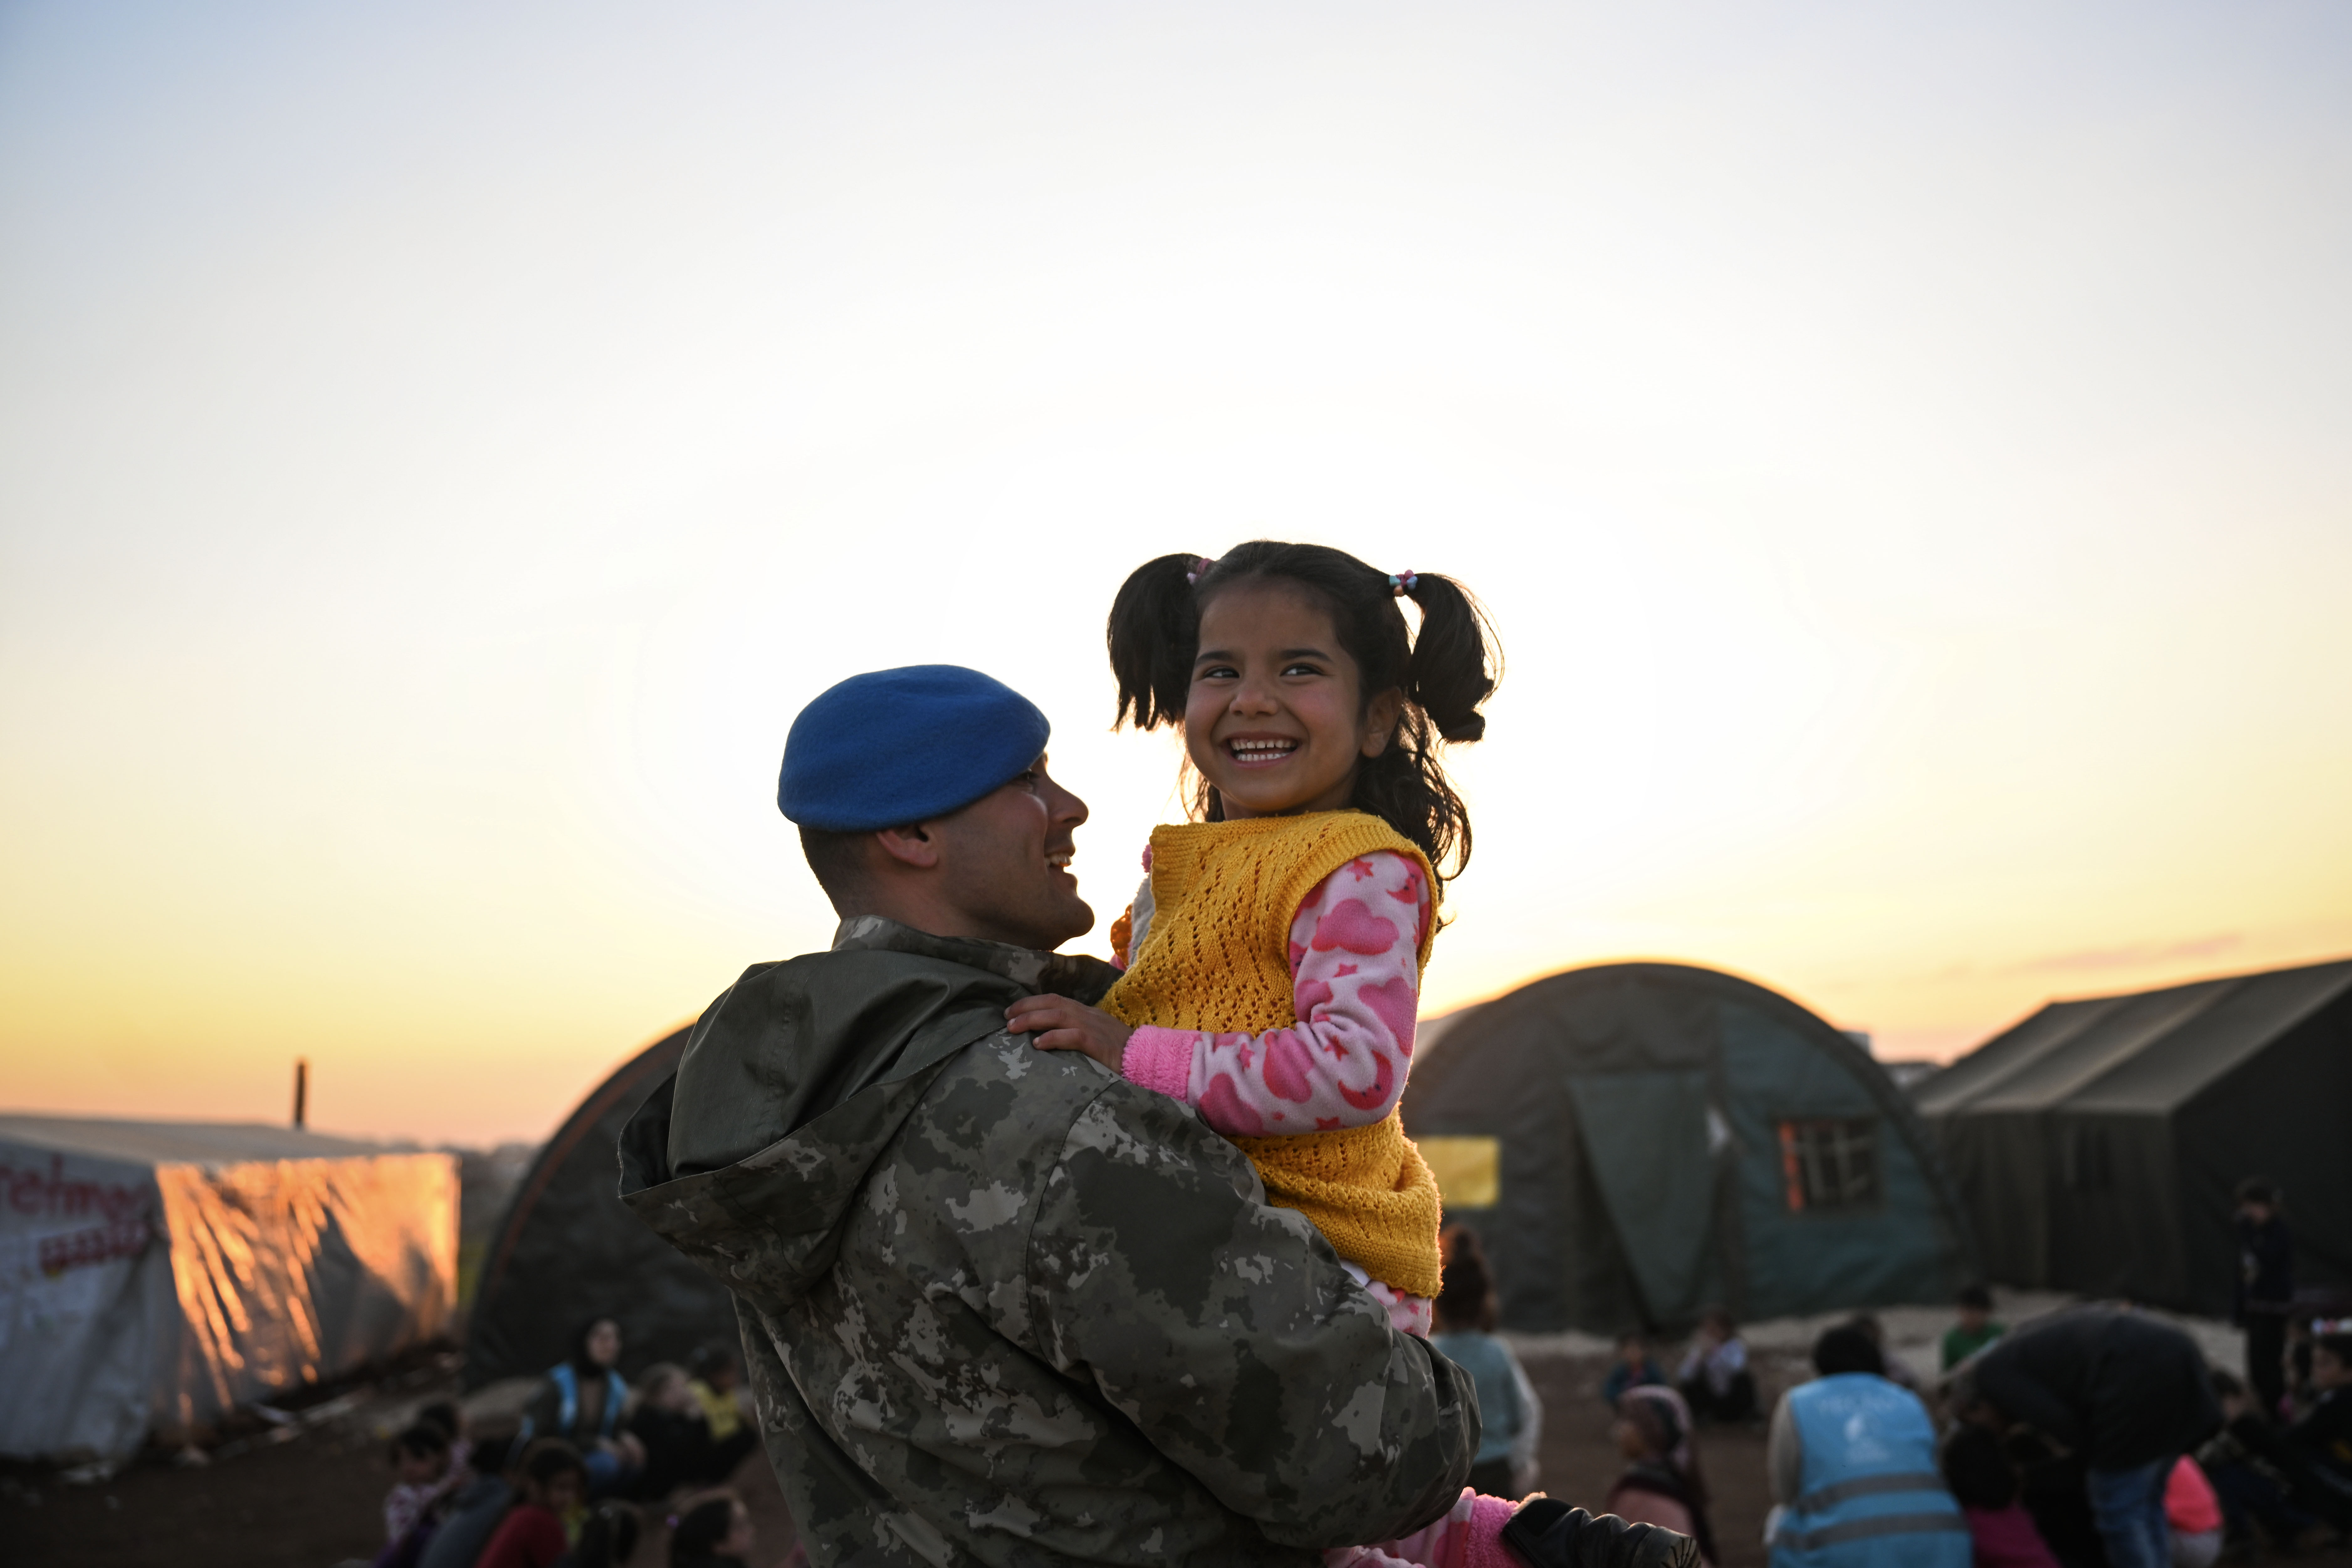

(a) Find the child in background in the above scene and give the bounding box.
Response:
[686,1345,758,1481]
[477,1439,587,1568]
[1604,1333,1669,1409]
[1940,1424,2060,1568]
[384,1421,456,1547]
[1677,1308,1757,1424]
[1427,1230,1543,1497]
[1943,1284,2007,1372]
[417,1434,517,1568]
[2165,1456,2224,1568]
[667,1489,755,1568]
[1607,1390,1717,1566]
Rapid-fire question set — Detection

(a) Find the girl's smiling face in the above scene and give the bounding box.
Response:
[1185,580,1401,818]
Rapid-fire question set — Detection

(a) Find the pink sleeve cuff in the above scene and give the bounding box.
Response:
[1120,1027,1197,1101]
[1464,1492,1527,1568]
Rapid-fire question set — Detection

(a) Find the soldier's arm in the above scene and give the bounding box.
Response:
[1027,1081,1479,1549]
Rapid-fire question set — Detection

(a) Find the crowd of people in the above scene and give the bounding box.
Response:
[368,1318,767,1568]
[1563,1193,2352,1568]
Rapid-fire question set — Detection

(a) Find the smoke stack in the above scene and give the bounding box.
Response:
[293,1059,308,1130]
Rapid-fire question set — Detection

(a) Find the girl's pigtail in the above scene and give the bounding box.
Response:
[1400,573,1500,743]
[1106,553,1203,730]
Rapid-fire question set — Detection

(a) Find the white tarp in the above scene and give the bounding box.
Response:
[0,1116,457,1461]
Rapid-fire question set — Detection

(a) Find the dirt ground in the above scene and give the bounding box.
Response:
[3,1368,800,1568]
[14,1339,2352,1567]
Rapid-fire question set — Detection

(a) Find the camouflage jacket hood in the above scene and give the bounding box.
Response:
[618,915,1121,1310]
[617,916,1479,1565]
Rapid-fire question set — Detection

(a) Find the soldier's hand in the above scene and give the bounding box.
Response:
[1006,995,1136,1073]
[1498,1500,1701,1568]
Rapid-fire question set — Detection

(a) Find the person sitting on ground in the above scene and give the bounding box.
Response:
[1939,1424,2059,1568]
[2164,1456,2223,1568]
[521,1318,644,1499]
[2215,1325,2352,1540]
[2290,1327,2352,1480]
[1608,1390,1717,1566]
[562,1501,641,1568]
[477,1440,587,1568]
[2198,1368,2326,1549]
[684,1346,758,1483]
[1767,1324,1969,1567]
[418,1433,519,1568]
[1951,1303,2223,1568]
[622,1365,705,1503]
[1427,1227,1543,1498]
[1604,1334,1668,1410]
[381,1421,458,1565]
[1676,1307,1757,1425]
[666,1490,755,1568]
[1944,1285,2007,1373]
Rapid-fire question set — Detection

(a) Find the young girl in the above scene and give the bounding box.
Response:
[1009,540,1495,1325]
[1007,541,1517,1563]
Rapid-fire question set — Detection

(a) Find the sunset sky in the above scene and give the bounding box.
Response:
[3,2,2347,1146]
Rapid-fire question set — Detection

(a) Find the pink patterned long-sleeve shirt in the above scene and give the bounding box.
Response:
[1119,849,1431,1136]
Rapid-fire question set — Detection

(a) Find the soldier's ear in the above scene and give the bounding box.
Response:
[873,823,941,870]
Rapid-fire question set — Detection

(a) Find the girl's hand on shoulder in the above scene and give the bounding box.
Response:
[1006,995,1134,1072]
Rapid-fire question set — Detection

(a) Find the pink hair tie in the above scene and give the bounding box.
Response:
[1185,555,1216,585]
[1388,570,1418,595]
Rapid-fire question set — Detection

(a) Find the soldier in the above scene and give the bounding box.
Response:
[620,664,1693,1567]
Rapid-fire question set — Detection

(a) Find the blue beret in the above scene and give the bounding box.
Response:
[778,665,1052,832]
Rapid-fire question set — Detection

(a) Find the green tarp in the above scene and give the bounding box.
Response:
[1401,962,1972,1334]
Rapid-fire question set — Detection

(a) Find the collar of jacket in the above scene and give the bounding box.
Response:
[826,913,1120,999]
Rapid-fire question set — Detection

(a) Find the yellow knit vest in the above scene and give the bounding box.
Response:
[1099,811,1444,1300]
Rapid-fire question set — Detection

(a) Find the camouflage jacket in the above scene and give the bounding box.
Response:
[619,916,1478,1566]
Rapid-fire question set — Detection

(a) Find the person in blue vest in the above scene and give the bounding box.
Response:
[1764,1323,1970,1568]
[518,1314,644,1497]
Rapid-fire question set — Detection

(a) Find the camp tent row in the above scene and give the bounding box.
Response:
[0,1117,457,1463]
[471,952,2352,1389]
[1913,956,2352,1318]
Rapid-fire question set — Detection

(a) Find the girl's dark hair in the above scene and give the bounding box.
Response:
[1434,1227,1499,1333]
[670,1492,741,1563]
[571,1315,622,1375]
[1106,542,1500,890]
[1941,1425,2019,1510]
[389,1421,450,1463]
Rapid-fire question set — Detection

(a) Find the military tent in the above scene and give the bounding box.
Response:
[0,1116,456,1462]
[465,1025,735,1389]
[1912,956,2352,1317]
[1400,962,1972,1334]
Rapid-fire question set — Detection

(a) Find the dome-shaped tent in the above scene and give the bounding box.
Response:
[1400,962,1973,1334]
[465,1026,735,1388]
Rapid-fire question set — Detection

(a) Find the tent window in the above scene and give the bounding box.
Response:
[1777,1118,1879,1214]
